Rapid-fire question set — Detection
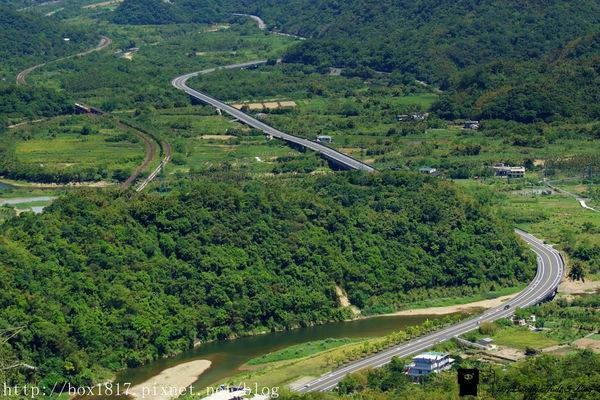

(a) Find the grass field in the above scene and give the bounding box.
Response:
[16,132,141,167]
[11,116,145,179]
[491,327,559,350]
[28,21,297,110]
[137,109,320,175]
[398,285,524,311]
[152,114,240,135]
[456,179,600,278]
[247,338,356,365]
[205,337,389,392]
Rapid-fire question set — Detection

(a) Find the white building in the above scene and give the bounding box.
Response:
[419,167,438,175]
[463,120,480,129]
[493,163,525,178]
[405,352,454,379]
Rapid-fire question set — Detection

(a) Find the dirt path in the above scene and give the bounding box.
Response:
[559,278,600,295]
[7,119,45,129]
[16,36,112,85]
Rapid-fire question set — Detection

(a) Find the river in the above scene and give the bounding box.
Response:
[116,312,463,392]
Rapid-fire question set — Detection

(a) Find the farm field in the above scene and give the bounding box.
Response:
[15,131,141,169]
[26,21,296,111]
[490,327,559,350]
[1,115,146,183]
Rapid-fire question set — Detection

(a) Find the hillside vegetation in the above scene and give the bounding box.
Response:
[111,0,600,121]
[260,0,600,121]
[0,5,96,123]
[0,5,95,61]
[112,0,230,25]
[0,172,532,384]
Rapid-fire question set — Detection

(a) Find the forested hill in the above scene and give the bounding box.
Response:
[0,6,95,61]
[254,0,600,121]
[111,0,600,121]
[112,0,231,24]
[0,173,533,384]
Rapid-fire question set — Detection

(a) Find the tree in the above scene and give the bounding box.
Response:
[569,261,587,282]
[478,321,498,335]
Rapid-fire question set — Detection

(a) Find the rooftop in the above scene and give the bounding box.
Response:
[413,351,448,361]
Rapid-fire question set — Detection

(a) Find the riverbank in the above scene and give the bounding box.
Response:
[128,360,212,400]
[379,294,517,317]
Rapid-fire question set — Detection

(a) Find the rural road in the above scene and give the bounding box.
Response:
[16,35,111,85]
[172,44,562,393]
[171,61,374,172]
[297,229,564,392]
[545,181,599,212]
[233,13,267,30]
[233,13,306,40]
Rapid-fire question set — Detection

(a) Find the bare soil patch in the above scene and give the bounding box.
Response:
[128,360,211,400]
[559,278,600,295]
[381,294,516,317]
[201,135,236,140]
[574,338,600,353]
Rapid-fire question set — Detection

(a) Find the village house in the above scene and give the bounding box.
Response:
[316,135,333,143]
[493,163,525,178]
[397,112,428,122]
[419,166,438,175]
[405,352,455,379]
[463,120,480,130]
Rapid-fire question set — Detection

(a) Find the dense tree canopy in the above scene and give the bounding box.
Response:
[0,172,532,385]
[112,0,230,25]
[0,5,95,61]
[0,85,72,119]
[111,0,600,121]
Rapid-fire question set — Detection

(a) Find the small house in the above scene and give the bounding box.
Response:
[316,135,333,143]
[493,163,525,178]
[464,120,480,130]
[405,352,454,379]
[419,167,438,175]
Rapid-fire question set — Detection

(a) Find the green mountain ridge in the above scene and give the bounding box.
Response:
[111,0,600,121]
[0,173,532,384]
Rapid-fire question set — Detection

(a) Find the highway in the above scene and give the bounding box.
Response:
[297,229,564,392]
[172,62,563,392]
[171,62,374,172]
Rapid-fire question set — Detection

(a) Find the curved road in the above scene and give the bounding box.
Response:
[297,229,563,392]
[17,36,111,85]
[172,62,374,172]
[232,13,267,30]
[171,61,563,392]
